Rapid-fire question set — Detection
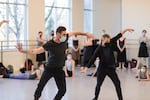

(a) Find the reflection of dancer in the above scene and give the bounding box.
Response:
[138,30,149,67]
[83,29,134,100]
[117,36,127,69]
[17,26,93,100]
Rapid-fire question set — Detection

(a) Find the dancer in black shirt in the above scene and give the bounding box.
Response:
[83,28,134,100]
[17,26,93,100]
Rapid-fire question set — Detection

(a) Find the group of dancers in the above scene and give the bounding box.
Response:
[16,26,133,100]
[0,19,149,100]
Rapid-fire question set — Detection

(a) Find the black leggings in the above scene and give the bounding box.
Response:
[95,67,123,100]
[34,68,66,100]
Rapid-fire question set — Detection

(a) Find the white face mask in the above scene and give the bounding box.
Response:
[67,56,72,60]
[60,36,66,42]
[141,67,146,73]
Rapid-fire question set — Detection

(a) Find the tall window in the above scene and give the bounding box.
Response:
[45,0,72,40]
[84,0,93,33]
[0,0,28,49]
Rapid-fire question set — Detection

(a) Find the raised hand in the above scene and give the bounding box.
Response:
[17,43,23,51]
[121,28,134,35]
[3,20,9,23]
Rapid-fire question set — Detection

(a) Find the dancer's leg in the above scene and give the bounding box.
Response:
[53,69,66,100]
[34,69,53,100]
[107,69,123,100]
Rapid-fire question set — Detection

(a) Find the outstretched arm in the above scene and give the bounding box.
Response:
[17,43,45,54]
[68,31,94,38]
[81,46,101,73]
[0,20,9,27]
[111,28,134,42]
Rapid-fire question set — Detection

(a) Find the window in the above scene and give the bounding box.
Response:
[45,0,72,40]
[0,0,28,49]
[84,0,93,33]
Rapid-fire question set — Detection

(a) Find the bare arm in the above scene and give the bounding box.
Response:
[111,28,134,43]
[64,61,68,77]
[117,40,122,51]
[17,43,45,54]
[0,20,9,27]
[72,60,75,77]
[68,31,94,38]
[121,39,126,51]
[121,28,134,35]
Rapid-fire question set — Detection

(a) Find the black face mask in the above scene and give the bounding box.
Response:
[51,34,54,36]
[105,43,110,47]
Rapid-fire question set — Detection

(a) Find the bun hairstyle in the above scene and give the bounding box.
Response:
[142,30,147,34]
[102,34,110,39]
[38,31,43,34]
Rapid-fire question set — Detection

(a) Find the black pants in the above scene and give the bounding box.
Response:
[67,70,72,77]
[95,67,123,100]
[34,68,66,100]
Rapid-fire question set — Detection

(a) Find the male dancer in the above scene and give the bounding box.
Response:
[83,28,134,100]
[17,26,93,100]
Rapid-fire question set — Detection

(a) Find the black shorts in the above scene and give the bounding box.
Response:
[67,70,72,77]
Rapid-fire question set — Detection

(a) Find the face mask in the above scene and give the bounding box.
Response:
[67,56,72,60]
[51,34,54,36]
[60,36,66,42]
[105,43,110,47]
[141,67,146,72]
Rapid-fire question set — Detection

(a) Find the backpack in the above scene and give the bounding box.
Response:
[0,62,8,75]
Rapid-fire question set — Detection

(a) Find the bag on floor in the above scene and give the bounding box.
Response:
[130,59,137,69]
[0,62,8,75]
[7,65,14,74]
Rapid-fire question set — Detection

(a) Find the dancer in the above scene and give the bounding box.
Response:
[64,53,75,77]
[17,26,93,100]
[0,67,42,80]
[72,35,80,65]
[117,36,127,69]
[138,30,149,67]
[83,28,134,100]
[81,37,93,71]
[36,31,46,68]
[138,65,150,81]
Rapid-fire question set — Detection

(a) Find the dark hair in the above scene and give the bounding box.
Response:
[56,26,66,34]
[38,31,43,34]
[142,30,147,33]
[75,35,77,37]
[102,34,110,39]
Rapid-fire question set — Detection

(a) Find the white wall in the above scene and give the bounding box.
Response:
[122,0,150,39]
[93,0,122,38]
[28,0,45,40]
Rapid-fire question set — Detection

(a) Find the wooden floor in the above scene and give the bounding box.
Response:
[0,68,150,100]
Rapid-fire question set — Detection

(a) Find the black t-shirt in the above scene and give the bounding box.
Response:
[43,34,69,69]
[87,33,122,68]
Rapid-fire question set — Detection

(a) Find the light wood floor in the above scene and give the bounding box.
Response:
[0,68,150,100]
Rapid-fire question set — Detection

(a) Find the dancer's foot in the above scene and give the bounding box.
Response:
[34,96,39,100]
[92,97,97,100]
